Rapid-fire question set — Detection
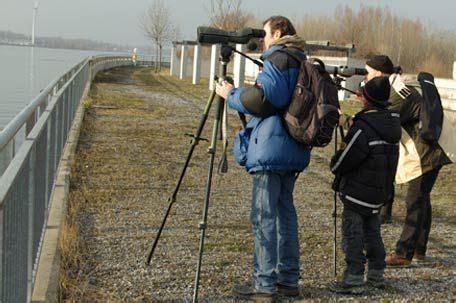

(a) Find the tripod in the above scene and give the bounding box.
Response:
[146,44,244,303]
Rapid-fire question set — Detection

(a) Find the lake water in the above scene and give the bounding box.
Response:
[0,45,128,129]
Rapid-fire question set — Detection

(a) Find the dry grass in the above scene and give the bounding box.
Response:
[59,66,456,302]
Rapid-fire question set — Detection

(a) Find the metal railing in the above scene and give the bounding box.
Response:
[0,55,132,302]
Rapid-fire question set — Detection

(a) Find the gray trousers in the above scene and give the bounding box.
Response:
[342,207,386,284]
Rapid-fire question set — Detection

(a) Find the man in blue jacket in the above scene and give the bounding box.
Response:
[216,16,310,300]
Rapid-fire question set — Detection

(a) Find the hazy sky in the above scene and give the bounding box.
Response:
[1,0,455,47]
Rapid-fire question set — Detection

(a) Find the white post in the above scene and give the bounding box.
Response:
[170,43,177,76]
[234,44,246,88]
[192,44,201,85]
[453,61,456,80]
[209,44,220,91]
[180,43,188,79]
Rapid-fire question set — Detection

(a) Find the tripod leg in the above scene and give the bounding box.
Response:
[192,96,224,303]
[146,89,217,265]
[333,127,338,278]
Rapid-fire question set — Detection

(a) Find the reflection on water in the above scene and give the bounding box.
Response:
[0,45,127,129]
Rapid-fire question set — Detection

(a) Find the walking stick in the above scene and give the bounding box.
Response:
[333,127,338,278]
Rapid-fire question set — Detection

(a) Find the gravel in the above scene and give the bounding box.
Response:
[62,67,456,302]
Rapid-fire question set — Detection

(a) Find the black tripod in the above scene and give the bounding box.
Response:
[146,44,245,303]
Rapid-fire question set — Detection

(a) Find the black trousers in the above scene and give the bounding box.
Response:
[395,166,441,259]
[342,207,386,277]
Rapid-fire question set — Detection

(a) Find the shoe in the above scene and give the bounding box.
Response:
[277,283,299,297]
[385,253,411,267]
[233,284,276,302]
[329,281,365,295]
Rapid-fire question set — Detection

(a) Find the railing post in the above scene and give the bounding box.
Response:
[209,44,220,91]
[0,139,14,176]
[192,44,202,85]
[234,44,246,88]
[26,110,37,136]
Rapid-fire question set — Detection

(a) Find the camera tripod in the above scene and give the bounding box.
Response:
[146,44,245,303]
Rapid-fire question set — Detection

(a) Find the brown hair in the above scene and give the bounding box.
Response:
[263,16,296,37]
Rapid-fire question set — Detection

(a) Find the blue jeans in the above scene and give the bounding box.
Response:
[251,171,300,293]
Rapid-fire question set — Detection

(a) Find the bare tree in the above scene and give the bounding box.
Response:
[208,0,253,31]
[141,0,178,72]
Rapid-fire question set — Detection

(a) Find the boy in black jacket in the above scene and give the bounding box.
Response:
[330,76,401,294]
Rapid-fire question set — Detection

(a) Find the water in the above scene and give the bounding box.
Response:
[0,45,128,129]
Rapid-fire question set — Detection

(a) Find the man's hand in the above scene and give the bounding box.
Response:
[215,80,234,100]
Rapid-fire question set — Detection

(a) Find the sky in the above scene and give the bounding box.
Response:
[1,0,455,48]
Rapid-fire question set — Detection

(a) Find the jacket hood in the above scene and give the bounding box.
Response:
[355,110,401,143]
[270,35,306,50]
[261,35,306,61]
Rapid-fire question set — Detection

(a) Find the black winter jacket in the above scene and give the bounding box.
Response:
[330,108,401,215]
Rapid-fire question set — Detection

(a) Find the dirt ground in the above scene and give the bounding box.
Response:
[60,66,456,302]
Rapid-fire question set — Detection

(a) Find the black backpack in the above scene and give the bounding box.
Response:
[280,50,340,147]
[417,72,443,145]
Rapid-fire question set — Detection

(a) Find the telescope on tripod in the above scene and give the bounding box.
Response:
[145,26,265,303]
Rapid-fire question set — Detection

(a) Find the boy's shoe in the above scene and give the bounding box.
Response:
[385,253,411,267]
[233,284,276,302]
[329,281,365,295]
[277,283,299,297]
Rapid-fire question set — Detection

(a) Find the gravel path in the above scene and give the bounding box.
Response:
[61,67,456,302]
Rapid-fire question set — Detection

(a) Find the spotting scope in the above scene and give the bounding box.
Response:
[197,26,265,45]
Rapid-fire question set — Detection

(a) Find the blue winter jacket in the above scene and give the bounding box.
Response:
[227,44,311,173]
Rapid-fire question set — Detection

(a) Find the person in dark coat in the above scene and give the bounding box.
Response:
[330,76,401,294]
[364,55,452,267]
[216,16,309,300]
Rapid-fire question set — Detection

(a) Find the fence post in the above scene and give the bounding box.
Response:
[453,61,456,80]
[234,44,246,88]
[209,44,220,91]
[192,44,202,85]
[170,42,177,76]
[180,42,188,79]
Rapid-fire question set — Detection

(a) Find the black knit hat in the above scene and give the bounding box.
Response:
[366,55,394,74]
[363,76,391,107]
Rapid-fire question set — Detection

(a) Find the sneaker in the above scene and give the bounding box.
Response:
[329,281,365,295]
[233,284,276,302]
[385,253,411,267]
[277,283,299,297]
